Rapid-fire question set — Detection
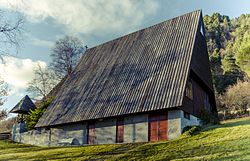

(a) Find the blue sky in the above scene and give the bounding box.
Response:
[0,0,250,115]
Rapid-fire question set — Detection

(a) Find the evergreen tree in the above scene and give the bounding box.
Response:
[236,32,250,77]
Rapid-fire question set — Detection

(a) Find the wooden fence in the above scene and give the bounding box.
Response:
[0,132,11,140]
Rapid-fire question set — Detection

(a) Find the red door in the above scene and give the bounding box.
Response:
[116,118,124,143]
[149,113,168,141]
[149,116,158,141]
[88,122,95,144]
[158,115,167,140]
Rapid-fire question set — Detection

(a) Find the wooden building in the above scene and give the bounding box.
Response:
[29,10,216,146]
[10,95,36,123]
[10,95,36,142]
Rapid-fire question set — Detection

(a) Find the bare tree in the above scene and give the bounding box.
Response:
[218,80,250,118]
[0,10,24,57]
[27,63,58,101]
[0,78,8,121]
[50,35,84,78]
[0,117,15,132]
[0,9,24,121]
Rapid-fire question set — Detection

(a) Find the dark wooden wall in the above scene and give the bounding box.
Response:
[181,19,217,117]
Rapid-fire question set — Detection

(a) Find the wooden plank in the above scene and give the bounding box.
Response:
[116,118,124,143]
[88,123,95,144]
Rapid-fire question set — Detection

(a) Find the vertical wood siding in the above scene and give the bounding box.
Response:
[88,123,95,144]
[116,118,124,143]
[149,114,168,141]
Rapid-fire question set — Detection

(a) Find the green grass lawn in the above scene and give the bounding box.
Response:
[1,117,250,161]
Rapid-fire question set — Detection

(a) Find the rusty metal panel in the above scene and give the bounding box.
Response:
[36,10,202,127]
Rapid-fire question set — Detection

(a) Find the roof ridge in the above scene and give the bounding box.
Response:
[86,10,202,51]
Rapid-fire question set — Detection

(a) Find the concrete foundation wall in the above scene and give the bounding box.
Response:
[50,122,87,146]
[124,114,148,143]
[11,123,27,143]
[21,130,50,146]
[11,109,202,146]
[181,111,201,131]
[168,110,182,139]
[95,119,116,144]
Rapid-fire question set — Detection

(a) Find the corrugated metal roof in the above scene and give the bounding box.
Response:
[10,95,35,114]
[36,10,202,127]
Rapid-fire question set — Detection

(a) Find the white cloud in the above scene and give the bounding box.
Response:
[28,35,54,48]
[0,0,159,35]
[0,56,47,90]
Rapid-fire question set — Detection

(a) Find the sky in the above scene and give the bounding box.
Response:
[0,0,250,116]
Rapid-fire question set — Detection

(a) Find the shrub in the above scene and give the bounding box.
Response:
[26,100,52,130]
[200,109,220,124]
[217,80,250,119]
[182,126,201,137]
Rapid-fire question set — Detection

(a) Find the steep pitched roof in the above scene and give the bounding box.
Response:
[10,95,35,114]
[36,10,202,127]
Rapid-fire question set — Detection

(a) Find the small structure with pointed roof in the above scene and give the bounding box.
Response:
[10,95,35,123]
[10,95,35,114]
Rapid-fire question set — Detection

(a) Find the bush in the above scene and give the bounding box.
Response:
[182,126,201,137]
[217,80,250,120]
[200,109,219,124]
[26,100,52,130]
[0,117,16,132]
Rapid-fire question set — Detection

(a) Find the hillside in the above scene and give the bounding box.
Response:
[1,117,250,161]
[204,13,250,93]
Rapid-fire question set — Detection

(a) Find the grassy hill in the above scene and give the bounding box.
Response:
[1,117,250,161]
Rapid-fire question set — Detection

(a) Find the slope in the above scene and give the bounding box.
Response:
[1,117,250,160]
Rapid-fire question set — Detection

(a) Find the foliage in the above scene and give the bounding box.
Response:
[50,35,84,79]
[0,10,24,56]
[0,117,16,132]
[200,109,219,124]
[204,13,250,93]
[0,78,8,121]
[26,100,52,130]
[218,80,250,116]
[222,44,242,75]
[182,125,201,137]
[0,109,8,121]
[1,117,250,160]
[236,32,250,77]
[27,63,58,101]
[0,78,8,107]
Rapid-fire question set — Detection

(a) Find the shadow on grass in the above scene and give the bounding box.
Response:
[202,117,250,132]
[96,143,144,156]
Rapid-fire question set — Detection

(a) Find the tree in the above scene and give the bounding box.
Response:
[0,117,15,132]
[27,63,58,101]
[0,78,8,121]
[0,10,24,122]
[26,100,51,130]
[50,35,84,78]
[218,80,250,116]
[0,10,24,56]
[236,32,250,77]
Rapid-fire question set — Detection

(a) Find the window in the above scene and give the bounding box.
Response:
[200,23,204,36]
[204,92,211,112]
[185,80,193,100]
[184,112,190,120]
[116,118,124,143]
